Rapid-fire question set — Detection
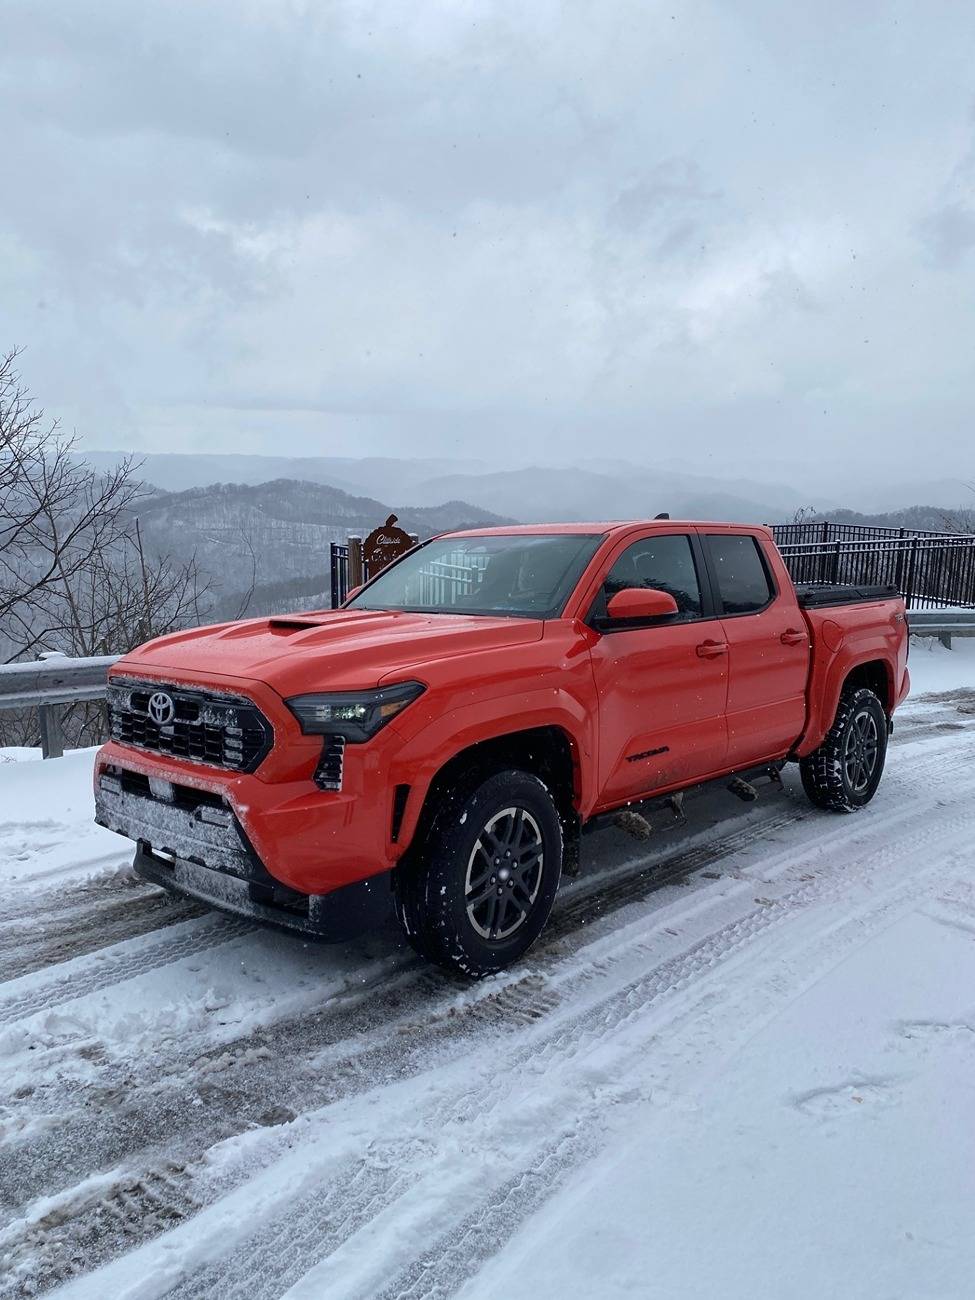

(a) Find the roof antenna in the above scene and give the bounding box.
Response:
[654,512,670,520]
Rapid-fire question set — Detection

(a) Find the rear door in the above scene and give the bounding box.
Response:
[587,531,729,805]
[701,530,810,768]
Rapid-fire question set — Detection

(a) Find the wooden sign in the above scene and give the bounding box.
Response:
[363,515,414,576]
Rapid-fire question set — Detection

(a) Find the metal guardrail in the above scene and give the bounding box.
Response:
[0,653,121,758]
[907,611,975,649]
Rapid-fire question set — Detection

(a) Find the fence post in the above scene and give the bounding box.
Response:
[348,536,364,588]
[904,537,919,609]
[329,542,339,609]
[899,533,915,595]
[830,541,841,584]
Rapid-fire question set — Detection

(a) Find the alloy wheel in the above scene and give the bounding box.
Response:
[464,806,544,941]
[844,709,880,793]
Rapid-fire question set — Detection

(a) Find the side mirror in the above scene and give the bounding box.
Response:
[605,587,679,622]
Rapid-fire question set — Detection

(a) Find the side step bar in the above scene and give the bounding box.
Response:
[587,763,787,843]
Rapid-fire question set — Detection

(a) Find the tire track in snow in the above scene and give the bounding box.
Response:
[0,798,815,1283]
[5,715,973,1294]
[0,913,253,1030]
[341,831,975,1300]
[3,726,968,1220]
[0,1162,200,1300]
[147,782,975,1300]
[0,889,206,984]
[0,784,810,1230]
[0,867,152,925]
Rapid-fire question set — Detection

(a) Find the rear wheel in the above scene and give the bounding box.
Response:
[800,686,888,812]
[395,769,563,977]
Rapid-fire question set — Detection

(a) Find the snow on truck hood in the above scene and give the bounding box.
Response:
[115,608,544,696]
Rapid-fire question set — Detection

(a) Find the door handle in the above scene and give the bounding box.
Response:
[780,628,807,646]
[696,639,728,659]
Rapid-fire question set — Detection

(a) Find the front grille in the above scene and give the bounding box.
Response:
[107,678,273,772]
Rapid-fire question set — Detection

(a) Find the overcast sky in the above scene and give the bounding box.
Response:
[2,1,974,492]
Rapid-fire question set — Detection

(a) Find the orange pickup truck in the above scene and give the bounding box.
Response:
[95,521,909,976]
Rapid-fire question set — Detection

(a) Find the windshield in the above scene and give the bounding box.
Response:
[346,533,604,619]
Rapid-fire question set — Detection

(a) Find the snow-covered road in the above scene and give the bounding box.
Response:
[2,647,974,1299]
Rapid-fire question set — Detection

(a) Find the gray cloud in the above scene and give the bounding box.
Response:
[1,0,974,495]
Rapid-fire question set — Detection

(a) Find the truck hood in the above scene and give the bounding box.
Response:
[114,609,545,697]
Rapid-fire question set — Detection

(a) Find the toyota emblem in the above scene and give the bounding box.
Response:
[147,691,176,726]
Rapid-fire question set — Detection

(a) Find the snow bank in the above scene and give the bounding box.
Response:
[908,636,975,695]
[0,746,128,889]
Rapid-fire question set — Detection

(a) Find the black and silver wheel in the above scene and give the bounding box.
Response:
[395,769,563,977]
[800,686,888,812]
[464,806,545,942]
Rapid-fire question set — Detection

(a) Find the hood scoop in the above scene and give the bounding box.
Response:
[267,618,323,633]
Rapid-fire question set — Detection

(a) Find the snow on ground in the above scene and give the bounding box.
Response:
[906,632,975,694]
[0,650,974,1299]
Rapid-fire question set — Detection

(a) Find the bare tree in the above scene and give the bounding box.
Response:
[0,349,210,746]
[0,348,143,659]
[792,505,820,525]
[53,519,209,659]
[938,482,975,535]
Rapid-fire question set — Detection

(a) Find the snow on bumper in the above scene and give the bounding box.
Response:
[93,754,396,939]
[93,739,399,895]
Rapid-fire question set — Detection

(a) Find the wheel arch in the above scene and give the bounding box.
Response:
[841,658,893,713]
[398,725,583,874]
[796,654,895,758]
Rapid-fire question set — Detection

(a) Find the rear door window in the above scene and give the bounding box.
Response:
[705,534,775,614]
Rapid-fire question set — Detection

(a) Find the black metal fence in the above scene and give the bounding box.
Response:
[770,520,962,547]
[770,525,975,610]
[329,542,350,607]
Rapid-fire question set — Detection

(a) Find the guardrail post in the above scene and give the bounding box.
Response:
[37,704,64,759]
[36,651,70,759]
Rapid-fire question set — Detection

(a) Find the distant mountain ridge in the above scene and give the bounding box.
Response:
[132,477,512,612]
[83,450,811,524]
[406,464,804,525]
[79,450,974,520]
[80,451,488,500]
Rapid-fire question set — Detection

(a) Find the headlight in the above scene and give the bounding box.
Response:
[285,681,425,742]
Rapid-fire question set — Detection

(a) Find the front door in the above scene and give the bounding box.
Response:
[588,533,729,807]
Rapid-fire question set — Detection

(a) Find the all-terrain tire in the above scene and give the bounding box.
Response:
[395,769,563,977]
[800,686,888,813]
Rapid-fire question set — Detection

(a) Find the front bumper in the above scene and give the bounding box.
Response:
[94,762,394,939]
[132,842,393,940]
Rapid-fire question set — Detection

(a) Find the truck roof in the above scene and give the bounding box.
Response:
[444,520,773,538]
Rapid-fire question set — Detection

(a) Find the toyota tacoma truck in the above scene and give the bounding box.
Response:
[95,522,910,976]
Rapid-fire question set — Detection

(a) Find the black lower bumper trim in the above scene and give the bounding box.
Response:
[134,842,394,942]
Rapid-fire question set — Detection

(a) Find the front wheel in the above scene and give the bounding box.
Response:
[800,686,888,813]
[395,769,563,977]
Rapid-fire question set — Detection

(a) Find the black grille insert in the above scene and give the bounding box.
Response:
[108,679,273,772]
